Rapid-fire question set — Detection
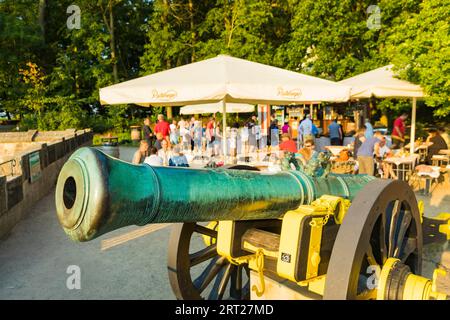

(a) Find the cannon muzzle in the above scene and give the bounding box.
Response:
[56,147,374,242]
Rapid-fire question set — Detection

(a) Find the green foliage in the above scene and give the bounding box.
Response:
[140,0,291,73]
[19,114,38,131]
[0,0,152,132]
[85,114,112,133]
[148,107,164,124]
[277,0,384,79]
[383,0,450,116]
[0,0,43,116]
[0,0,449,129]
[107,105,129,132]
[196,0,275,63]
[377,99,412,115]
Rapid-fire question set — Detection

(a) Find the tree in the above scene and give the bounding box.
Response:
[140,0,292,73]
[196,0,275,63]
[140,0,205,74]
[278,0,388,80]
[383,0,450,117]
[1,0,448,128]
[0,0,44,118]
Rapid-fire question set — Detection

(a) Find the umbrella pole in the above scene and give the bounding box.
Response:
[222,99,227,162]
[410,97,417,155]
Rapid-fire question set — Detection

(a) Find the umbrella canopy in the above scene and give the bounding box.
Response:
[339,65,424,99]
[339,65,425,154]
[180,102,254,115]
[100,54,350,106]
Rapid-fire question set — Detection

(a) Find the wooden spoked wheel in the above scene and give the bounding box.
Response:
[167,222,250,300]
[167,165,258,300]
[323,180,423,300]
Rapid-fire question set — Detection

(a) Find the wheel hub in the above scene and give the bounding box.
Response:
[377,258,446,300]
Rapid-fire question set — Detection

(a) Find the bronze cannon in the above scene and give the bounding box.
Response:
[55,147,373,242]
[55,147,449,300]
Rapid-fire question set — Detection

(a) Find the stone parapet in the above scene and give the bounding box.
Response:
[0,129,93,239]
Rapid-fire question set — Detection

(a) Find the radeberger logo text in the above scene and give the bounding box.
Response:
[152,89,177,101]
[277,87,302,98]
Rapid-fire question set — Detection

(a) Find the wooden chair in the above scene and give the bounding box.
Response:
[432,154,449,167]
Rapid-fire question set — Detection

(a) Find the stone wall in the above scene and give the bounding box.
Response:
[0,129,81,144]
[0,129,93,239]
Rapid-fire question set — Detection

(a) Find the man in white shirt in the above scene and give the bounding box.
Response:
[180,126,191,152]
[169,119,178,145]
[158,139,172,166]
[144,147,163,166]
[178,118,186,130]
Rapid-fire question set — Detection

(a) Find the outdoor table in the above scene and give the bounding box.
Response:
[101,136,118,145]
[405,141,433,151]
[405,142,433,162]
[325,145,349,157]
[383,154,419,181]
[100,136,120,158]
[415,165,440,195]
[438,149,450,164]
[432,154,449,167]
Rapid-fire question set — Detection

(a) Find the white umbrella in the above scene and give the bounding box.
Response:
[100,55,350,106]
[100,54,351,158]
[339,65,425,154]
[180,102,254,115]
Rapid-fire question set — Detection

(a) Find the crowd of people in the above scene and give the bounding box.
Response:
[352,113,449,177]
[133,113,277,167]
[276,112,449,178]
[132,114,227,167]
[130,113,449,180]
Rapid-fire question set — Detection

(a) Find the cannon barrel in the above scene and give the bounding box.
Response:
[55,147,374,242]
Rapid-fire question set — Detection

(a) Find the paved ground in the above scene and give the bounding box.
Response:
[0,147,177,299]
[0,146,448,299]
[414,170,450,279]
[0,191,177,299]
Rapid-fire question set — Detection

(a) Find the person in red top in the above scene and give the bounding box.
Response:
[206,116,215,131]
[279,133,301,171]
[392,113,408,149]
[154,114,171,140]
[279,133,297,153]
[206,117,215,140]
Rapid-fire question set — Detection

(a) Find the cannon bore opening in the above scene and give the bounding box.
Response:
[63,177,77,210]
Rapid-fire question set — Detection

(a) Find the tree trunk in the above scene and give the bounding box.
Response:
[38,0,47,43]
[188,0,196,62]
[109,1,119,83]
[162,0,171,69]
